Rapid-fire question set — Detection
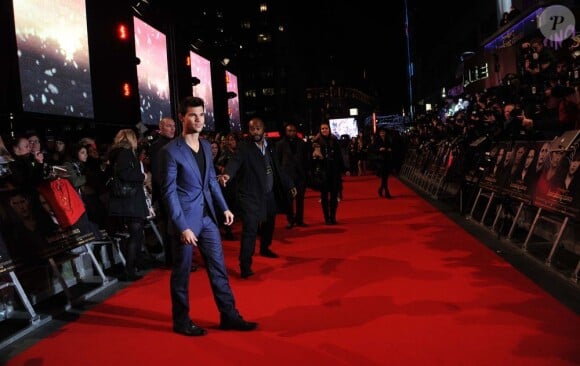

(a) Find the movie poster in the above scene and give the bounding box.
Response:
[0,189,93,264]
[533,135,580,218]
[479,142,509,193]
[503,141,550,203]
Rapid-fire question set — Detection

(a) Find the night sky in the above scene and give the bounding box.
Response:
[289,1,408,114]
[162,0,471,115]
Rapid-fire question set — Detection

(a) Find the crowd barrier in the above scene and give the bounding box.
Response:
[399,130,580,283]
[0,185,136,351]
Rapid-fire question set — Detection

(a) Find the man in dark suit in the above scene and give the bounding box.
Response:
[161,96,257,336]
[149,117,177,266]
[219,117,296,279]
[275,122,309,228]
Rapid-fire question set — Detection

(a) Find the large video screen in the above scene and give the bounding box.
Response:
[226,71,241,132]
[134,17,171,126]
[329,117,359,139]
[13,0,94,118]
[190,51,214,131]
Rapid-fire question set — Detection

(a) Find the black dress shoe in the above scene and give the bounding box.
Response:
[285,222,294,229]
[260,249,279,258]
[240,270,255,279]
[295,222,308,227]
[173,321,207,336]
[219,316,258,331]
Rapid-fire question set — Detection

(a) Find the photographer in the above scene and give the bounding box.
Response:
[521,38,556,95]
[8,135,46,196]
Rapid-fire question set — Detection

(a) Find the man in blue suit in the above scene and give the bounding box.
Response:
[161,96,257,336]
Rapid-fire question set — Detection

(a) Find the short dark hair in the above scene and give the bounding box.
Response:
[179,96,204,116]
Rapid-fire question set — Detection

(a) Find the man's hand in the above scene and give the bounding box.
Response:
[218,174,230,187]
[223,210,234,226]
[181,229,198,246]
[289,187,297,198]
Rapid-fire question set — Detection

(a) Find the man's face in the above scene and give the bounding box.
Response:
[160,119,176,139]
[28,136,40,153]
[249,119,265,143]
[10,195,30,218]
[181,106,205,134]
[285,125,297,140]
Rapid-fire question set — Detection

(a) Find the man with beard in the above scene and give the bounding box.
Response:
[219,117,296,279]
[275,122,309,228]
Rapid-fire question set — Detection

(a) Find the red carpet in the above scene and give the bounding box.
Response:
[6,176,580,365]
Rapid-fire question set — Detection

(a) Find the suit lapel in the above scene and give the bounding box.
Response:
[200,140,210,187]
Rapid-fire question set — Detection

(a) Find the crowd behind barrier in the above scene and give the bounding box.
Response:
[396,31,580,283]
[1,15,579,350]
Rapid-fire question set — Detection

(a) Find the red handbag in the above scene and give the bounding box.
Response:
[37,178,86,228]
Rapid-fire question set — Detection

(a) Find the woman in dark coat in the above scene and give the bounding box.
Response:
[371,128,393,198]
[312,122,344,224]
[107,129,148,281]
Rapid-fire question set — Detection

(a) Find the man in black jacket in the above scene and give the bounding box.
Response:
[219,117,296,278]
[149,117,177,266]
[275,122,309,228]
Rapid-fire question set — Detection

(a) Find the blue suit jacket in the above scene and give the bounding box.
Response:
[160,137,229,235]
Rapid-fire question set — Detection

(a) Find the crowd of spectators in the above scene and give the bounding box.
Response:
[402,33,580,182]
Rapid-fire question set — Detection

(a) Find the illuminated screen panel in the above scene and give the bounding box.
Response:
[189,51,214,131]
[13,0,94,118]
[226,71,241,132]
[134,17,171,126]
[329,117,358,139]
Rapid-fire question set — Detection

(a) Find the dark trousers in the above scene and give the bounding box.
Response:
[320,187,339,222]
[170,216,238,326]
[378,172,391,197]
[287,180,306,224]
[239,192,276,272]
[120,217,144,276]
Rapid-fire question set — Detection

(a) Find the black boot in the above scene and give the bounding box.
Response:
[329,199,338,225]
[321,198,331,224]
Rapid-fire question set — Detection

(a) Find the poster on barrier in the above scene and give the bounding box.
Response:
[0,188,94,264]
[479,142,509,193]
[0,231,14,274]
[503,141,550,203]
[533,132,580,219]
